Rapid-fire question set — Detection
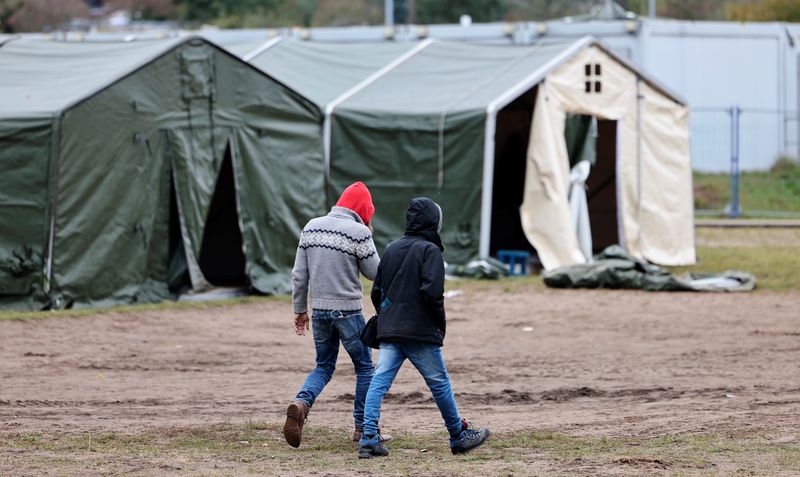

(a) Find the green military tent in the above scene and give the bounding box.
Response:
[248,37,694,268]
[0,37,322,310]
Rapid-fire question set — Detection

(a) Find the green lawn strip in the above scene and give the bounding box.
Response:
[668,245,800,292]
[444,274,545,294]
[363,273,545,297]
[0,294,287,322]
[694,227,800,247]
[2,424,798,475]
[694,160,800,216]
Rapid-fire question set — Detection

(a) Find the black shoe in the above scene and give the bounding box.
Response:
[358,441,389,459]
[450,427,490,455]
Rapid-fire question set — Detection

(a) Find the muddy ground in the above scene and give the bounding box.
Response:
[1,283,799,475]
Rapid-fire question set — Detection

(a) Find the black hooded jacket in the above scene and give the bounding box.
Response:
[370,198,446,347]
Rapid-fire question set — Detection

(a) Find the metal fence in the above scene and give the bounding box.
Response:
[690,107,800,219]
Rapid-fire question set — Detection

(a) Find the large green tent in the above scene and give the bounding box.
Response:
[329,40,571,265]
[0,37,322,310]
[248,37,694,268]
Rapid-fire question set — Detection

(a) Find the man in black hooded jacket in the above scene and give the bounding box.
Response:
[357,197,490,458]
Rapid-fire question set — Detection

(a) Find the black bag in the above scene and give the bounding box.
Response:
[360,314,380,349]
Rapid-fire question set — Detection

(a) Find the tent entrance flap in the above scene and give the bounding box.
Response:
[167,173,190,294]
[167,126,237,291]
[489,86,537,257]
[197,148,247,287]
[586,119,619,254]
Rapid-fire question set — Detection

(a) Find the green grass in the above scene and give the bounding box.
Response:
[694,157,800,216]
[670,245,800,292]
[448,273,545,294]
[667,227,800,292]
[363,273,545,297]
[2,423,798,476]
[0,294,287,322]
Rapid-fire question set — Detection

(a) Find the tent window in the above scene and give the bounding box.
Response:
[584,63,602,94]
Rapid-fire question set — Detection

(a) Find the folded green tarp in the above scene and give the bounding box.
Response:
[543,246,755,292]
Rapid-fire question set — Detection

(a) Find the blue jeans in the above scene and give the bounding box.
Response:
[360,342,462,446]
[294,310,374,429]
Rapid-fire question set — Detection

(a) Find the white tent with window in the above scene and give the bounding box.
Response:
[522,40,695,269]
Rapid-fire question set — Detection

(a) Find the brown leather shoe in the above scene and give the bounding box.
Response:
[283,401,309,448]
[352,428,393,443]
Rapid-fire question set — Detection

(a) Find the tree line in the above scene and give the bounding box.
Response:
[3,0,800,33]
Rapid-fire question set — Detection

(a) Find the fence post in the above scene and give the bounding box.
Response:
[384,0,394,25]
[729,106,741,218]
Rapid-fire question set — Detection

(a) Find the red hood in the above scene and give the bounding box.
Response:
[336,181,375,225]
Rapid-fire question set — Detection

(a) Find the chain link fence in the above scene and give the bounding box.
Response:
[690,107,800,219]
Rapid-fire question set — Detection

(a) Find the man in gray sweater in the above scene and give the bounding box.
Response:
[284,181,387,448]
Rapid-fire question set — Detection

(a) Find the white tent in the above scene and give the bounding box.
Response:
[520,41,695,269]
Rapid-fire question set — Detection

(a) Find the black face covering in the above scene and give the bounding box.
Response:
[405,197,444,252]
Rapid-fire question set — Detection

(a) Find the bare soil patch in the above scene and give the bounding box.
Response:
[1,287,799,475]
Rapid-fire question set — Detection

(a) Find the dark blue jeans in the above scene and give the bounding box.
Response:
[360,341,462,446]
[294,310,374,429]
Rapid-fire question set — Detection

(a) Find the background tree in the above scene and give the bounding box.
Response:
[312,0,382,27]
[414,0,505,24]
[0,0,772,33]
[504,0,594,21]
[656,0,733,20]
[1,0,24,32]
[108,0,179,21]
[7,0,88,32]
[727,0,800,22]
[176,0,269,23]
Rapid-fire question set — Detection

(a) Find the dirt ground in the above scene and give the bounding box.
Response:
[1,284,799,475]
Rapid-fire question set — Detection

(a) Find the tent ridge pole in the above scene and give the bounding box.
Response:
[323,38,435,184]
[243,36,283,62]
[44,112,65,299]
[478,112,497,259]
[635,78,643,254]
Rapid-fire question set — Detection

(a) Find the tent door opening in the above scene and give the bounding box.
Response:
[197,147,248,287]
[565,114,620,256]
[585,118,619,254]
[489,86,537,258]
